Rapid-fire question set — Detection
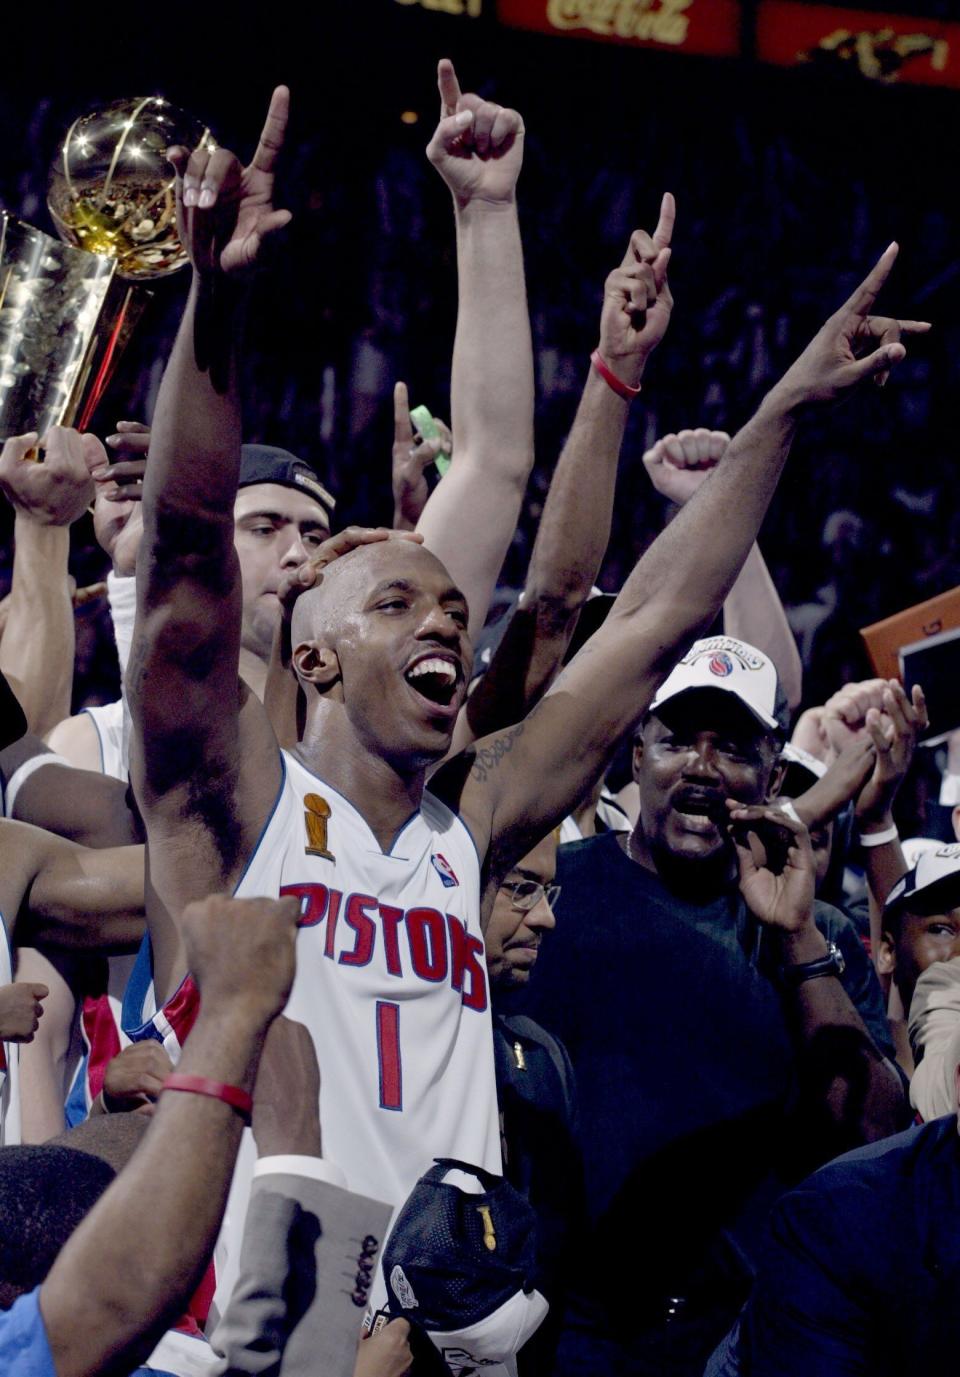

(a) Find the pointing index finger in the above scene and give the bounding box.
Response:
[250,85,290,175]
[437,59,462,118]
[393,381,413,444]
[652,192,676,251]
[842,242,898,319]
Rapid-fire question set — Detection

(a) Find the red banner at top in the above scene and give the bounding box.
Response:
[496,0,742,58]
[757,3,960,88]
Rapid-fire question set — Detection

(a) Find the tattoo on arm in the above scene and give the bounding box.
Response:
[470,722,525,784]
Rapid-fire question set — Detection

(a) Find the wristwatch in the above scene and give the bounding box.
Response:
[781,941,846,988]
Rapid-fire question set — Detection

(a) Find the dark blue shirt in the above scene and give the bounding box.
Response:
[519,831,896,1369]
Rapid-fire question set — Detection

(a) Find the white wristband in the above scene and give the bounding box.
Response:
[107,571,137,680]
[859,824,899,849]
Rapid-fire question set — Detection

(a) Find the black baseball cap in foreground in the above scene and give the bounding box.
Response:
[382,1158,548,1376]
[884,843,960,923]
[0,670,27,752]
[239,444,336,517]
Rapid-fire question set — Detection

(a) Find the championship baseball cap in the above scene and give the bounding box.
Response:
[0,669,27,752]
[648,636,790,737]
[382,1159,548,1376]
[884,843,960,923]
[239,443,335,517]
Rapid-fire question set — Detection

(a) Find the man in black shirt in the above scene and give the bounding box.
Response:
[522,635,906,1377]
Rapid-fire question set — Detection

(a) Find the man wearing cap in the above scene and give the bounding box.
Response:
[40,439,335,780]
[878,843,960,1121]
[521,635,905,1377]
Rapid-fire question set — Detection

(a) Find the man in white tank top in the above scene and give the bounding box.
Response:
[127,65,916,1334]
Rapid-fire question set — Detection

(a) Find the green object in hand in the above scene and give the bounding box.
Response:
[410,404,451,477]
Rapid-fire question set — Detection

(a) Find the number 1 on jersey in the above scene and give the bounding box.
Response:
[376,1000,403,1111]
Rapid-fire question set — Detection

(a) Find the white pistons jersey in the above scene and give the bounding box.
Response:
[235,750,502,1206]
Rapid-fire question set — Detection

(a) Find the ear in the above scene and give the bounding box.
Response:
[767,757,787,799]
[632,736,645,782]
[952,805,960,843]
[292,639,341,692]
[876,929,897,978]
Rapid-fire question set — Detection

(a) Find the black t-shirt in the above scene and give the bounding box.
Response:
[517,830,896,1345]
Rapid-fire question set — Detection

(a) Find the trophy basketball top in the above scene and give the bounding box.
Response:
[47,96,216,281]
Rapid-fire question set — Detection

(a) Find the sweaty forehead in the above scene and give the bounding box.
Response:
[326,540,460,604]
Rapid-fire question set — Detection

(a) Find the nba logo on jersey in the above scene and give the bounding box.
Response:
[431,853,459,888]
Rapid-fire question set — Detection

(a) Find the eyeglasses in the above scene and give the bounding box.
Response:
[502,879,561,912]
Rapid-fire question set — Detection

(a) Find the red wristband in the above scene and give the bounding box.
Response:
[590,349,642,401]
[163,1073,253,1124]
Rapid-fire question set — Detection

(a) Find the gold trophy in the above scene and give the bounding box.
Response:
[0,97,215,443]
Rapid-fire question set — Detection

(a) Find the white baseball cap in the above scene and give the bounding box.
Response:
[649,636,788,735]
[885,843,960,920]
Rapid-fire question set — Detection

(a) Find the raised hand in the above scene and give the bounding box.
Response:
[856,680,927,827]
[598,201,675,388]
[91,421,149,574]
[728,802,816,934]
[792,735,876,830]
[775,244,930,408]
[0,427,100,525]
[182,892,301,1027]
[391,382,452,530]
[426,59,524,206]
[0,980,48,1041]
[643,425,731,507]
[168,86,292,277]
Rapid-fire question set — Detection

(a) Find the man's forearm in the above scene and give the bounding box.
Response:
[41,1005,264,1377]
[0,516,73,735]
[782,927,906,1141]
[723,542,803,709]
[465,368,627,741]
[142,275,243,540]
[603,389,797,669]
[418,201,534,639]
[525,368,626,625]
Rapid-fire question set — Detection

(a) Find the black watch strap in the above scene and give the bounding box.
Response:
[781,940,846,988]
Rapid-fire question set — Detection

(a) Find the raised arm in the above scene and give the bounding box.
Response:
[821,676,927,964]
[128,94,291,994]
[464,212,674,744]
[414,60,534,642]
[0,428,101,735]
[443,246,928,871]
[39,891,299,1377]
[643,426,803,709]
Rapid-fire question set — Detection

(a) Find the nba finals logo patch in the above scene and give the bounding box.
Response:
[431,853,459,888]
[709,653,734,678]
[304,793,334,861]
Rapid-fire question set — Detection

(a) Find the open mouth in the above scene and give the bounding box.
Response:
[404,656,460,711]
[673,793,727,831]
